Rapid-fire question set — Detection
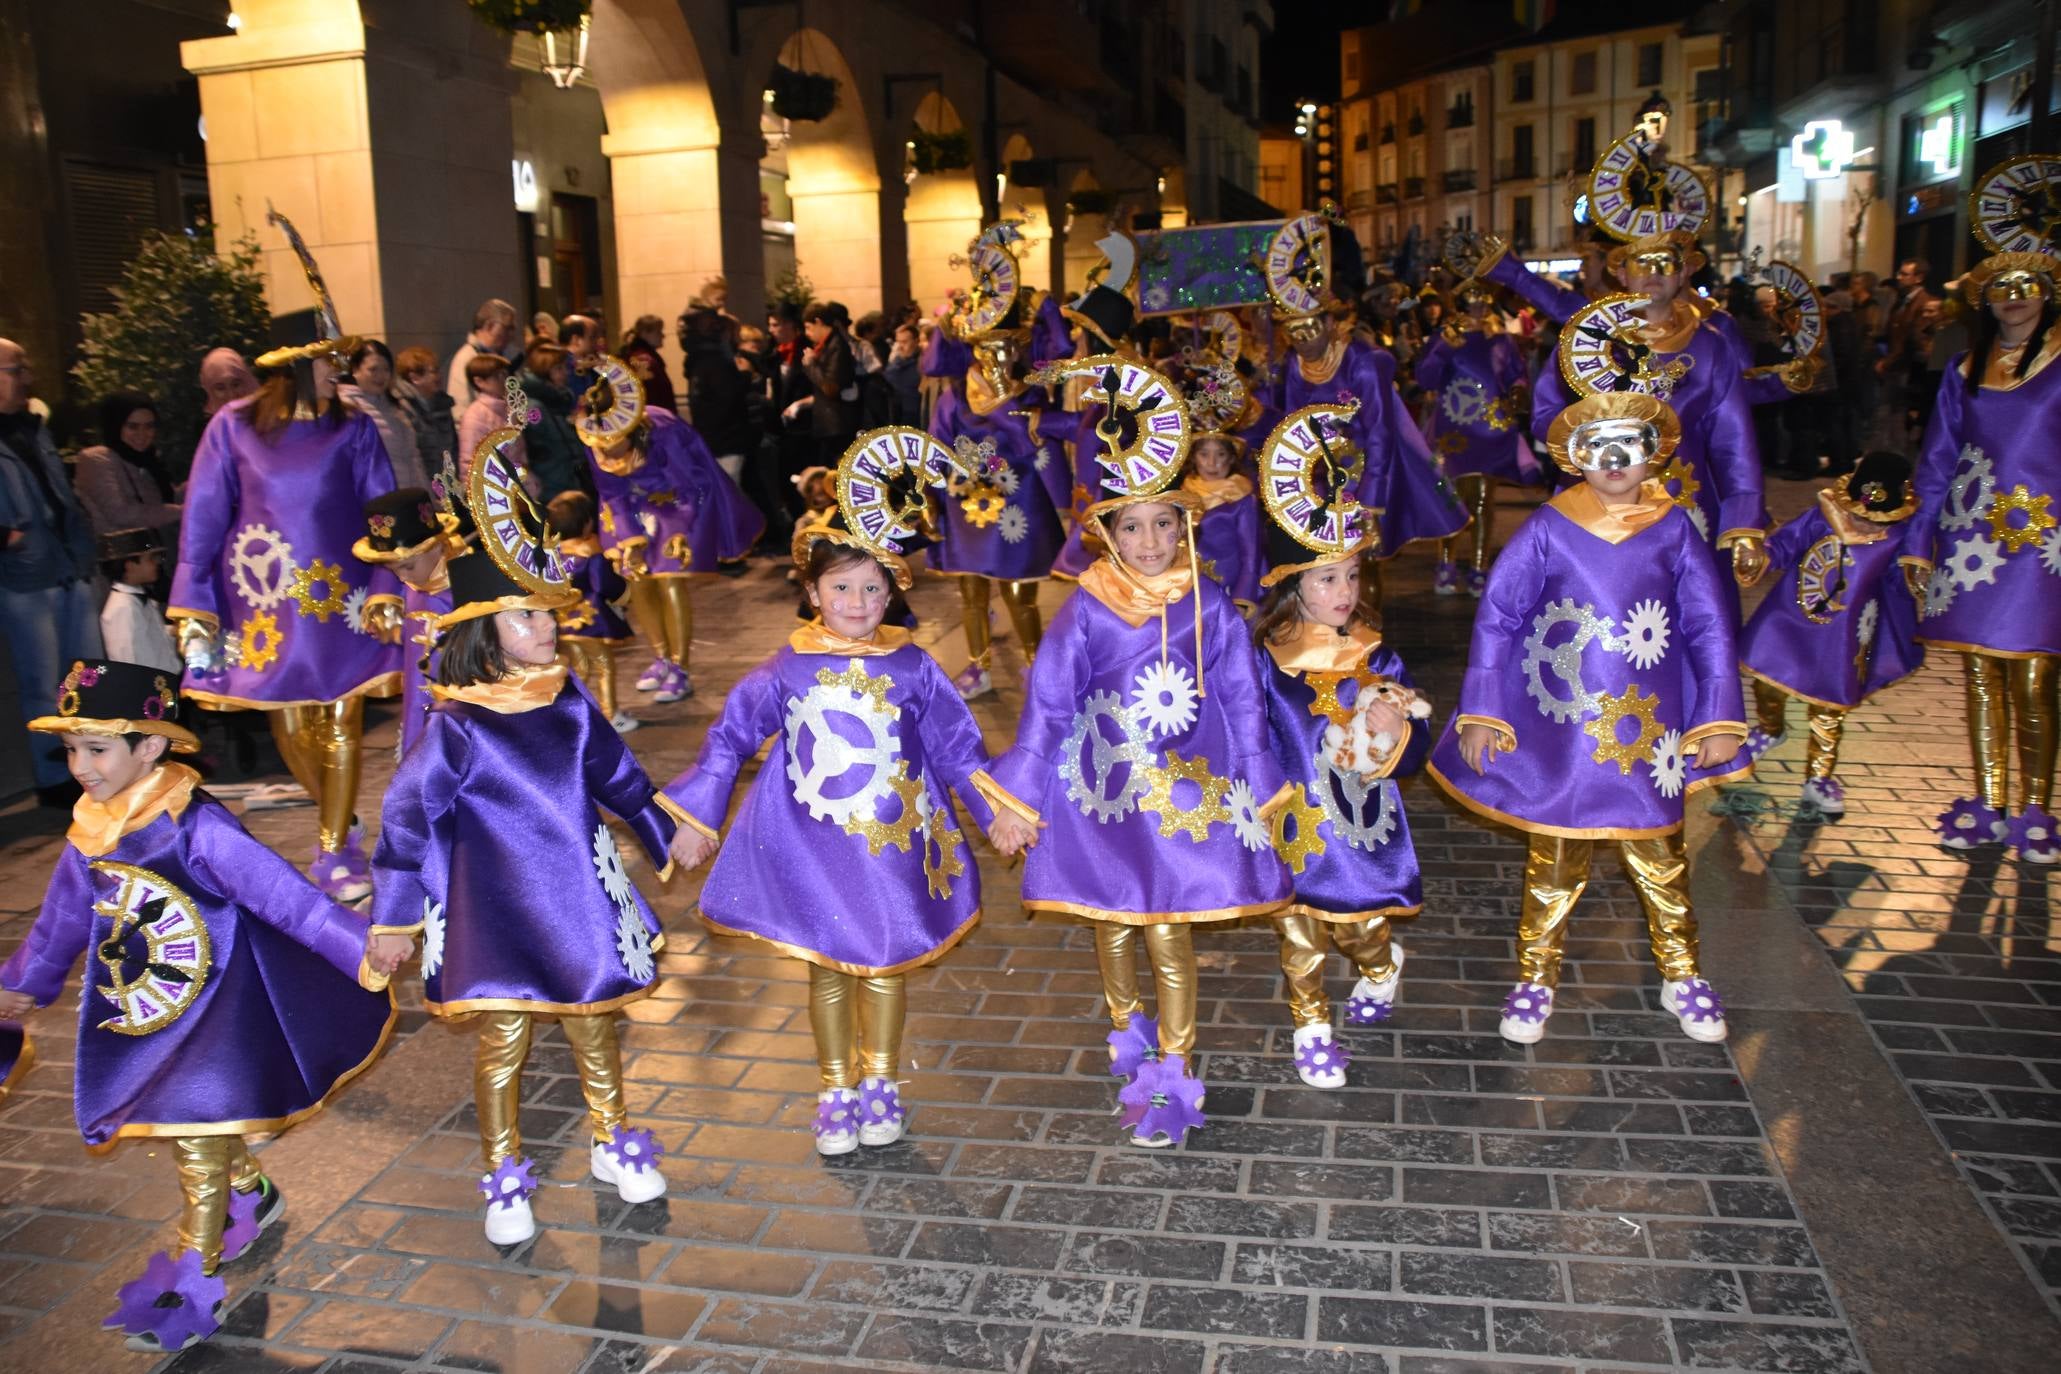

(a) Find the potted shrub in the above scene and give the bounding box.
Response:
[770,64,839,123]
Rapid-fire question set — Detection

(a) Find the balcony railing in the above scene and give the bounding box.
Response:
[1375,182,1399,204]
[1379,124,1396,144]
[1403,176,1426,199]
[1446,104,1475,129]
[1495,157,1537,181]
[1406,113,1426,135]
[1345,188,1377,213]
[1353,131,1369,151]
[1442,168,1478,193]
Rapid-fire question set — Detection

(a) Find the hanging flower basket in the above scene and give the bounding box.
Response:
[771,64,840,123]
[1068,189,1116,217]
[465,0,590,35]
[911,128,974,175]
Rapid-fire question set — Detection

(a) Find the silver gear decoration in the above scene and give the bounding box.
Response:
[1314,750,1399,850]
[343,585,370,636]
[1683,502,1711,543]
[2040,525,2061,578]
[1941,445,1996,532]
[783,682,903,824]
[615,905,655,982]
[1521,598,1617,723]
[229,523,295,610]
[993,464,1022,497]
[1924,564,1957,617]
[1855,598,1879,648]
[1059,690,1154,822]
[1947,533,2006,591]
[1225,778,1268,852]
[1440,375,1488,427]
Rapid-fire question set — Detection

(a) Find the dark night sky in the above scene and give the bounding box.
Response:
[1260,0,1370,117]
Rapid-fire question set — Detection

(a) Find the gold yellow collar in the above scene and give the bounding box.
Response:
[1964,331,2061,391]
[70,763,198,858]
[1638,299,1703,354]
[1294,331,1350,385]
[1549,479,1674,544]
[1182,472,1254,513]
[429,662,569,713]
[1265,620,1382,674]
[789,622,913,658]
[966,367,1026,416]
[1817,487,1890,544]
[1079,559,1194,627]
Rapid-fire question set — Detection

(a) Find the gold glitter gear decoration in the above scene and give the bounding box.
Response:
[1987,484,2057,554]
[239,610,284,671]
[1137,749,1232,842]
[960,484,1007,528]
[663,532,693,565]
[558,602,597,632]
[288,558,348,621]
[1656,457,1700,512]
[814,661,900,718]
[921,801,966,898]
[1583,685,1664,774]
[1270,784,1329,873]
[1305,668,1385,730]
[1436,431,1469,456]
[844,759,926,856]
[1485,398,1517,432]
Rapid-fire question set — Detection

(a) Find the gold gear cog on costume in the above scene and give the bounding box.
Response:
[1270,784,1329,873]
[1583,685,1664,775]
[662,532,693,565]
[557,602,597,632]
[1137,749,1232,842]
[1655,457,1700,513]
[1305,668,1385,730]
[921,801,966,899]
[960,483,1007,528]
[287,558,349,621]
[1436,431,1469,456]
[1485,398,1517,432]
[1987,484,2057,554]
[239,610,284,671]
[815,661,901,718]
[844,758,926,856]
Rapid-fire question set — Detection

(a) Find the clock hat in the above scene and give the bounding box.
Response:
[792,427,962,591]
[253,206,360,370]
[438,394,580,628]
[575,356,648,449]
[1966,154,2061,306]
[1256,400,1377,587]
[29,658,200,753]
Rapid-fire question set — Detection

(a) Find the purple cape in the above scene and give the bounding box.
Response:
[1428,497,1749,838]
[991,574,1293,922]
[1192,487,1264,607]
[371,677,675,1015]
[1739,499,1922,708]
[1902,358,2061,657]
[1414,329,1536,483]
[170,402,403,709]
[1,797,391,1145]
[929,387,1071,580]
[590,408,764,577]
[1263,639,1427,920]
[665,641,994,974]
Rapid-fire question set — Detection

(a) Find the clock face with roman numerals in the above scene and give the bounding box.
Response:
[91,861,211,1037]
[1262,215,1330,317]
[1559,294,1694,400]
[1587,136,1711,242]
[1971,155,2061,255]
[469,430,572,595]
[837,426,960,548]
[1048,357,1191,497]
[960,239,1021,337]
[1757,261,1825,363]
[1260,400,1371,557]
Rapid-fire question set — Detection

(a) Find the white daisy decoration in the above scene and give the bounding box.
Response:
[998,506,1030,544]
[592,823,636,909]
[1618,599,1672,671]
[1033,444,1054,472]
[421,897,446,980]
[615,906,655,983]
[1225,779,1269,851]
[993,465,1022,497]
[1648,729,1687,799]
[1129,660,1200,738]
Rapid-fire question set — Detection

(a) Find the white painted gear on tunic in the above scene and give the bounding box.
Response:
[615,906,654,982]
[1130,661,1201,738]
[1225,778,1269,851]
[1947,533,2006,591]
[1855,599,1879,648]
[591,824,635,909]
[1618,599,1672,671]
[1648,729,1687,799]
[420,898,446,980]
[229,523,295,609]
[1060,689,1154,822]
[783,682,904,825]
[998,507,1029,544]
[1924,564,1957,617]
[343,585,370,635]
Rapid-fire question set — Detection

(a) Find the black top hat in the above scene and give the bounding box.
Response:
[97,527,164,565]
[1842,451,1917,521]
[437,547,577,628]
[354,487,459,563]
[29,659,199,753]
[1064,285,1136,350]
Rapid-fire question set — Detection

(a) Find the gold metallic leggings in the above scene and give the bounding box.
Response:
[958,576,1043,671]
[172,1135,264,1274]
[807,964,906,1090]
[559,636,618,719]
[1517,832,1698,989]
[268,697,364,852]
[1436,474,1497,573]
[1274,912,1398,1027]
[474,1011,628,1169]
[1963,652,2058,811]
[1094,923,1199,1059]
[628,575,694,669]
[1752,680,1845,780]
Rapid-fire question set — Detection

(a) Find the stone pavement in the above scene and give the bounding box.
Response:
[0,479,2054,1373]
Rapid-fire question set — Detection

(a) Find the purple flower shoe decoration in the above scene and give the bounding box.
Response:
[1799,776,1845,816]
[1344,991,1394,1025]
[601,1125,664,1174]
[1664,977,1729,1043]
[857,1076,909,1147]
[1292,1027,1351,1088]
[1938,797,2005,850]
[1118,1053,1206,1148]
[310,827,372,904]
[814,1087,860,1156]
[1465,568,1487,598]
[2007,804,2060,863]
[104,1249,225,1354]
[592,1124,668,1204]
[1344,946,1406,1025]
[1433,561,1461,596]
[1106,1014,1162,1080]
[479,1155,539,1209]
[1742,727,1784,762]
[218,1185,262,1264]
[1497,982,1554,1045]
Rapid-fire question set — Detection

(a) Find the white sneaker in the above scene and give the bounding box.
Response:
[1291,1024,1348,1089]
[483,1195,535,1246]
[634,664,665,692]
[1664,978,1730,1043]
[589,1141,667,1204]
[952,665,993,700]
[1799,777,1845,816]
[1497,982,1554,1044]
[1344,944,1406,1025]
[814,1087,860,1156]
[855,1076,908,1147]
[610,711,641,734]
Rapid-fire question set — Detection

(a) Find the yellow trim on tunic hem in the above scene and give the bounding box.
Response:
[1456,714,1518,752]
[181,671,403,712]
[1022,897,1289,926]
[1681,720,1748,751]
[1425,759,1750,840]
[426,983,657,1018]
[1915,635,2061,661]
[1743,667,1862,713]
[970,770,1040,826]
[697,908,981,977]
[1276,900,1423,925]
[83,996,397,1152]
[654,792,715,841]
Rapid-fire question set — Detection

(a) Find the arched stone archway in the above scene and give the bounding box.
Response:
[768,29,881,313]
[904,92,984,314]
[995,132,1054,294]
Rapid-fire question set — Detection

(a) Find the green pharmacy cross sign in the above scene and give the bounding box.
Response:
[1792,120,1856,181]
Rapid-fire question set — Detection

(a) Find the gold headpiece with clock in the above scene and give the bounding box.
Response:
[441,380,578,626]
[1257,400,1377,585]
[1559,293,1695,401]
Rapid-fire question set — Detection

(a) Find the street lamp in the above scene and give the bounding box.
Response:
[538,12,591,89]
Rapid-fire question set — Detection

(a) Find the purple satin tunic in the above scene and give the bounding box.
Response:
[170,401,402,708]
[559,546,633,642]
[1,797,390,1145]
[1902,358,2061,657]
[1428,499,1748,838]
[1263,640,1428,921]
[991,575,1293,922]
[1414,330,1535,483]
[1739,502,1922,708]
[371,678,675,1016]
[591,408,763,578]
[928,388,1072,581]
[397,579,453,757]
[1192,487,1263,607]
[666,642,994,974]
